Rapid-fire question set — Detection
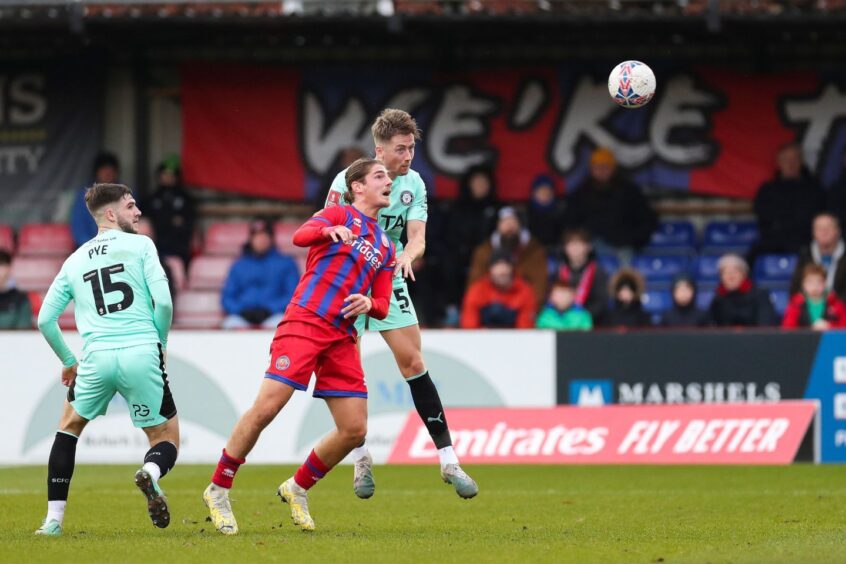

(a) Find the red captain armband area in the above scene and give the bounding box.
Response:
[326,191,341,207]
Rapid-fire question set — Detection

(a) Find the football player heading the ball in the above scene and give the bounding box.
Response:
[326,109,478,500]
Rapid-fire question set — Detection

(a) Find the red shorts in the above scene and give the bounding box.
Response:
[264,310,366,399]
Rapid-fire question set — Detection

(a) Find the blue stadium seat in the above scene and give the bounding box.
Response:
[642,220,697,255]
[754,254,797,290]
[632,254,690,285]
[696,288,715,311]
[596,254,620,275]
[642,289,672,313]
[769,289,790,316]
[694,254,722,285]
[702,220,758,253]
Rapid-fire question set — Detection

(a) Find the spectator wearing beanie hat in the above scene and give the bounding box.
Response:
[526,173,567,249]
[467,206,548,306]
[139,155,196,268]
[563,147,657,253]
[221,218,300,330]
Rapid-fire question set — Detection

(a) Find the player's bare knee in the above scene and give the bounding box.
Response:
[340,422,367,446]
[402,357,426,378]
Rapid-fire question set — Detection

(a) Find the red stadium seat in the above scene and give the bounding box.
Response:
[11,256,64,292]
[274,220,307,256]
[204,222,250,256]
[0,224,14,253]
[164,256,186,291]
[187,255,234,290]
[173,290,223,329]
[17,224,73,257]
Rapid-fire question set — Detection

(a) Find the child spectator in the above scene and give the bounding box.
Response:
[603,268,651,328]
[548,228,609,324]
[461,253,536,329]
[660,275,708,328]
[535,280,592,331]
[708,254,778,327]
[782,263,846,330]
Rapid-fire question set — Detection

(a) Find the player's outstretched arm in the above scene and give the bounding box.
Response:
[37,272,77,372]
[293,209,354,247]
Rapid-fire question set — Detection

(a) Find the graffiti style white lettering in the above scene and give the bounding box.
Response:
[426,86,497,174]
[783,83,846,172]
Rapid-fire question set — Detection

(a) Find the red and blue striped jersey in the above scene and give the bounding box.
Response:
[288,205,396,336]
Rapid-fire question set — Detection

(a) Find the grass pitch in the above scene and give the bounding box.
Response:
[1,464,843,563]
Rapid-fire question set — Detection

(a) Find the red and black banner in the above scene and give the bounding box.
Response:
[181,63,846,201]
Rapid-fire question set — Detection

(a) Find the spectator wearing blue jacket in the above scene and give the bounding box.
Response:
[71,152,120,247]
[221,219,300,329]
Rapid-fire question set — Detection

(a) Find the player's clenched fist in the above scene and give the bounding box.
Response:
[341,294,373,318]
[321,225,355,243]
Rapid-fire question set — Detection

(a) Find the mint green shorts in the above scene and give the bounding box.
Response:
[355,278,419,333]
[68,343,176,428]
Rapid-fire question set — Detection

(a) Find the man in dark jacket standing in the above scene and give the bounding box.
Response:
[0,250,32,329]
[140,156,196,268]
[752,143,825,261]
[563,147,657,252]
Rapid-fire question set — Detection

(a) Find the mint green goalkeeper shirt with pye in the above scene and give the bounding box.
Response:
[38,229,172,368]
[327,167,428,256]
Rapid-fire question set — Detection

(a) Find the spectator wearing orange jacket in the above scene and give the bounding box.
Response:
[782,263,846,330]
[461,253,536,329]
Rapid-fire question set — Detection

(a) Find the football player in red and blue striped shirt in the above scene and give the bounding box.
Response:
[203,159,395,534]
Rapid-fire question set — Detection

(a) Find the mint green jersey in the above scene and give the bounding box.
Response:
[327,167,428,256]
[40,230,170,362]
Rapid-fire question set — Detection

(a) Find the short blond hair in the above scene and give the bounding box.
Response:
[371,108,421,145]
[717,253,749,275]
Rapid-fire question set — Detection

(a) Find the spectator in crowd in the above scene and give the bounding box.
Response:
[443,166,500,324]
[0,250,33,329]
[751,142,825,261]
[708,254,778,327]
[563,147,657,253]
[548,228,609,324]
[140,155,196,268]
[526,173,566,249]
[70,152,120,247]
[660,275,708,328]
[782,263,846,330]
[461,253,536,329]
[826,149,846,231]
[221,219,300,330]
[789,212,846,299]
[603,268,652,328]
[467,206,548,306]
[535,280,592,331]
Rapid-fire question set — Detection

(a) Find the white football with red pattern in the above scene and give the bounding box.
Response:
[608,61,656,109]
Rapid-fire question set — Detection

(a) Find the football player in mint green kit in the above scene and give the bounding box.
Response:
[327,109,478,499]
[35,183,178,536]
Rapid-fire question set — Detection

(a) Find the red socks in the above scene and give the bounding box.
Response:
[293,450,330,490]
[211,449,245,489]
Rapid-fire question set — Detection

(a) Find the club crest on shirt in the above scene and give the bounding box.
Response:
[275,355,291,371]
[400,190,413,206]
[353,217,362,227]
